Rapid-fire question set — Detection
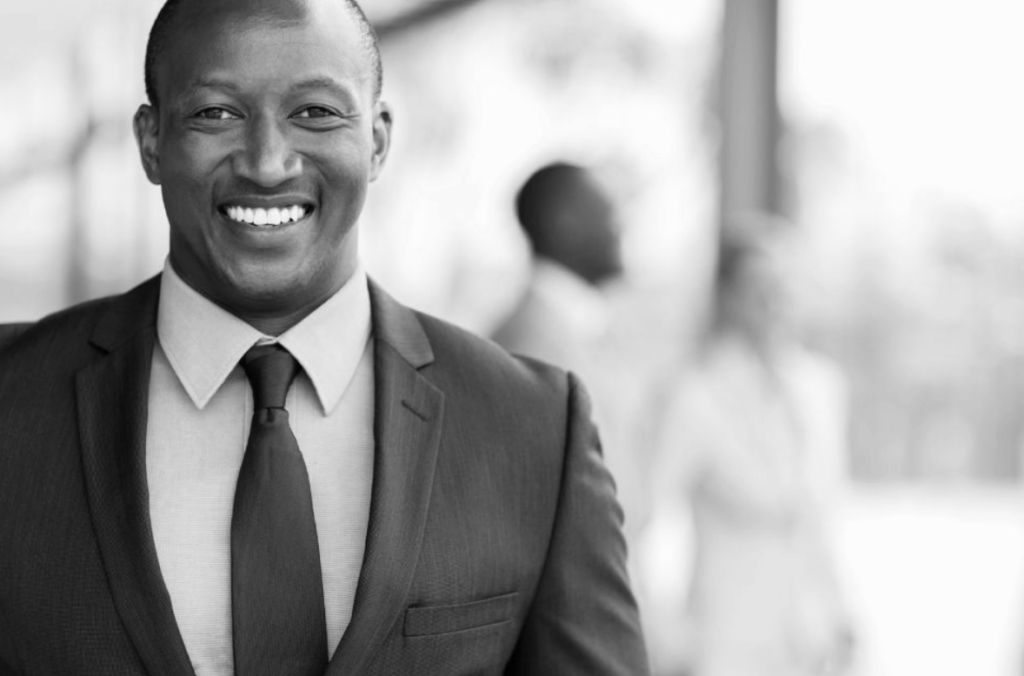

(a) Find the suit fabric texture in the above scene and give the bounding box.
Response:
[0,275,648,676]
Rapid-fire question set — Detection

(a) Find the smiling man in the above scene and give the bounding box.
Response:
[0,0,648,674]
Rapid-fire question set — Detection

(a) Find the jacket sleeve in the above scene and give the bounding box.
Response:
[506,373,651,675]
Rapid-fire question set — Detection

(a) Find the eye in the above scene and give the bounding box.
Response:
[293,106,339,119]
[193,107,241,121]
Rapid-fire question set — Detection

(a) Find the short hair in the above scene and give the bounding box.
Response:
[143,0,383,109]
[514,162,589,252]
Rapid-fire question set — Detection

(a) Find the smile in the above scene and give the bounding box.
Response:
[223,205,310,226]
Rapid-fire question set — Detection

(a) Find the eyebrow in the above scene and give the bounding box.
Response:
[180,78,242,99]
[179,76,359,102]
[291,77,355,94]
[289,77,363,104]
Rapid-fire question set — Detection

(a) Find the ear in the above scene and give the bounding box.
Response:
[368,101,392,182]
[133,104,161,185]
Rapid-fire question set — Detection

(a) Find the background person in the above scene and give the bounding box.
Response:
[492,161,623,376]
[648,215,856,676]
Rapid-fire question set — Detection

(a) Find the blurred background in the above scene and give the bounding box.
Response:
[3,0,1024,673]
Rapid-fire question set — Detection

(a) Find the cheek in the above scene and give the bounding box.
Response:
[313,152,372,209]
[158,143,223,244]
[307,127,374,176]
[159,173,214,244]
[159,131,228,190]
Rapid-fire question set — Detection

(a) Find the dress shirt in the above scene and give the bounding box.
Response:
[146,261,375,676]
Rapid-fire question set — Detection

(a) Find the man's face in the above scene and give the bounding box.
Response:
[134,0,391,323]
[557,176,623,285]
[576,179,623,283]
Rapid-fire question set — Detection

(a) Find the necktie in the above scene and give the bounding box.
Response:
[231,344,328,676]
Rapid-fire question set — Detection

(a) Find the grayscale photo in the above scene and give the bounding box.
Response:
[2,1,1023,675]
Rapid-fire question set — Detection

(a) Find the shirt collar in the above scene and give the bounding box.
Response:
[157,260,372,414]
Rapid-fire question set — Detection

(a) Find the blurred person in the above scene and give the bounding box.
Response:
[492,161,623,373]
[0,1,649,674]
[649,215,855,676]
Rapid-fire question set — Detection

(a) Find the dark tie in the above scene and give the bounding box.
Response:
[231,344,328,676]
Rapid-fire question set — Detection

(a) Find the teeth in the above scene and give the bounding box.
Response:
[224,205,309,226]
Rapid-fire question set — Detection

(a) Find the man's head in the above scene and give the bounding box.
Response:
[133,0,392,334]
[515,163,623,286]
[713,213,796,344]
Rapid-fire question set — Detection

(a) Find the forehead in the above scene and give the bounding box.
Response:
[156,0,371,102]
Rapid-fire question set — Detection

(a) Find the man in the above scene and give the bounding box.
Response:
[0,1,648,674]
[492,162,624,374]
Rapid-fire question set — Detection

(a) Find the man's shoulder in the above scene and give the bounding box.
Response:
[0,295,116,352]
[0,278,158,369]
[0,322,31,352]
[412,308,572,402]
[404,308,592,467]
[0,297,104,356]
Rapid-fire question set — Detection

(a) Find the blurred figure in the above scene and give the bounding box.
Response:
[492,161,623,373]
[649,215,855,676]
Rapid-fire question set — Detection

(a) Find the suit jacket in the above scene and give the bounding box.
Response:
[0,275,648,676]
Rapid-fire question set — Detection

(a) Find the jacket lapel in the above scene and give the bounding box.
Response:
[76,277,196,676]
[327,282,445,674]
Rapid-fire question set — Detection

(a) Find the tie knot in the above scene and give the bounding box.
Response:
[242,344,300,410]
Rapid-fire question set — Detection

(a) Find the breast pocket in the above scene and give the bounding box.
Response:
[403,592,518,637]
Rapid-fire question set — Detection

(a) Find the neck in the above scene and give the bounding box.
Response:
[237,270,360,336]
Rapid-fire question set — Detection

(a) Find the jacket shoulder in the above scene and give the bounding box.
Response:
[0,295,118,363]
[0,323,31,352]
[413,309,571,399]
[0,275,160,365]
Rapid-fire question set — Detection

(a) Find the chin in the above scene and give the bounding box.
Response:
[232,260,345,310]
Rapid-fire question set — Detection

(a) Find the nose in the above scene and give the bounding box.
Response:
[234,115,302,187]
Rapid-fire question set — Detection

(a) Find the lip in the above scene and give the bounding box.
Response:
[217,195,315,210]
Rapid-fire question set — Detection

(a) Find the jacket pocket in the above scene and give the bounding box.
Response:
[403,592,518,637]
